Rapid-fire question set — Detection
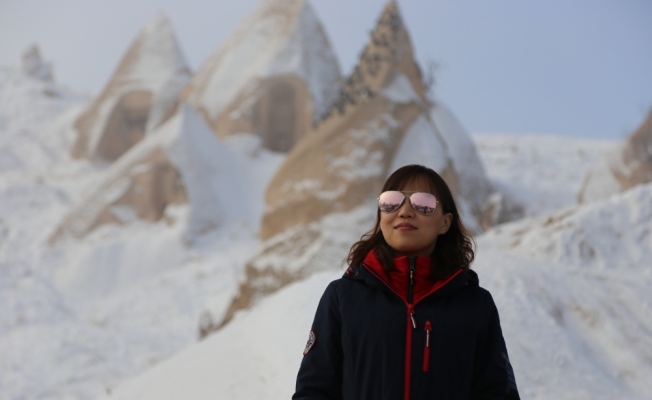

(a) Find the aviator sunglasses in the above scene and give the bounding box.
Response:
[378,191,439,216]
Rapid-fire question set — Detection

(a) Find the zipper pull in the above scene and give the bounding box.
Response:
[423,320,432,372]
[408,305,417,329]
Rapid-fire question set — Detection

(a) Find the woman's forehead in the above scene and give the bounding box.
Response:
[396,175,437,194]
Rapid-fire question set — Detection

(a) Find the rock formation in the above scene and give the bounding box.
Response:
[71,13,191,162]
[216,1,493,330]
[181,0,341,152]
[52,104,230,244]
[579,108,652,203]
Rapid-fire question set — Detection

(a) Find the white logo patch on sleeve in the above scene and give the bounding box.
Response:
[303,330,316,356]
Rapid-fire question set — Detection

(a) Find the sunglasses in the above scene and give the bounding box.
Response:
[377,191,439,216]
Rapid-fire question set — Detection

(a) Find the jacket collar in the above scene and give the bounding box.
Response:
[343,250,476,304]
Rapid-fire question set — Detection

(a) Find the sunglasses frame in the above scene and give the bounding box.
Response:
[377,191,439,216]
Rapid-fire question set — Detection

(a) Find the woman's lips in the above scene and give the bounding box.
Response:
[394,223,417,230]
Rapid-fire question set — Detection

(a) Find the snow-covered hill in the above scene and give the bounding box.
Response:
[102,183,652,400]
[0,62,285,398]
[1,27,649,400]
[473,133,617,217]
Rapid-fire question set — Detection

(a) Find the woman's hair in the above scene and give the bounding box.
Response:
[347,164,475,280]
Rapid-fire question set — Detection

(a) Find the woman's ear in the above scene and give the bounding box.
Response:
[439,213,453,235]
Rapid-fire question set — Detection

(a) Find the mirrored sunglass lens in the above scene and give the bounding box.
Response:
[409,192,437,215]
[378,191,405,213]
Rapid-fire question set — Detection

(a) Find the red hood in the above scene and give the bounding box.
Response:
[363,250,462,305]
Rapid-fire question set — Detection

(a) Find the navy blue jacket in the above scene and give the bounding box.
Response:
[293,257,519,400]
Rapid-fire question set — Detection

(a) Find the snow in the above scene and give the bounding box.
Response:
[473,132,617,217]
[105,183,652,400]
[250,205,375,276]
[101,269,342,400]
[0,63,285,398]
[382,73,421,104]
[481,183,652,270]
[579,146,624,203]
[169,104,285,237]
[188,0,341,124]
[389,114,449,173]
[2,38,651,400]
[389,106,490,232]
[431,101,492,207]
[57,103,284,243]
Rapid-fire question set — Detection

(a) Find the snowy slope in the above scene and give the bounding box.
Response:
[473,133,617,217]
[104,183,652,400]
[1,38,647,400]
[101,270,341,400]
[432,102,492,209]
[0,63,285,398]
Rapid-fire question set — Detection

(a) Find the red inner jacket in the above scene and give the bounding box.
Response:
[363,250,461,304]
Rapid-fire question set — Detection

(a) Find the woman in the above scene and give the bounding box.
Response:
[293,165,520,400]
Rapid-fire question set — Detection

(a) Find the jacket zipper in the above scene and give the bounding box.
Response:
[404,257,416,400]
[361,261,463,399]
[423,320,432,372]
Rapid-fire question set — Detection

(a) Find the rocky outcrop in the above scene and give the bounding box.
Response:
[217,1,493,330]
[71,13,191,162]
[181,0,341,152]
[579,109,652,203]
[52,105,224,243]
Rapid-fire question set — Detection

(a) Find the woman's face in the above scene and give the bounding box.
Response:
[379,182,453,258]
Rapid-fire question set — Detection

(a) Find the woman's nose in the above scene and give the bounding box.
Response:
[397,200,414,217]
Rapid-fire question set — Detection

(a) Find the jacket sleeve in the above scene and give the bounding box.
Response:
[292,281,343,400]
[472,292,520,400]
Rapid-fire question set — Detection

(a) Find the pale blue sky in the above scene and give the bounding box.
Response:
[1,0,650,138]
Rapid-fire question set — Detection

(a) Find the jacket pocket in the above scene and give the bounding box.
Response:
[423,320,432,372]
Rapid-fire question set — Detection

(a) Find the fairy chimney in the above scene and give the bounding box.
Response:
[71,13,191,162]
[181,0,341,152]
[579,108,652,203]
[51,104,249,244]
[260,1,457,241]
[215,1,494,331]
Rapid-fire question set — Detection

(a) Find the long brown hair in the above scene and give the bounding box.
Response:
[347,165,475,280]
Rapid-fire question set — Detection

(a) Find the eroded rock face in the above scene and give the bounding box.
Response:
[260,1,436,241]
[216,2,485,330]
[579,109,652,203]
[181,0,341,152]
[51,121,188,244]
[71,13,190,162]
[617,109,652,187]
